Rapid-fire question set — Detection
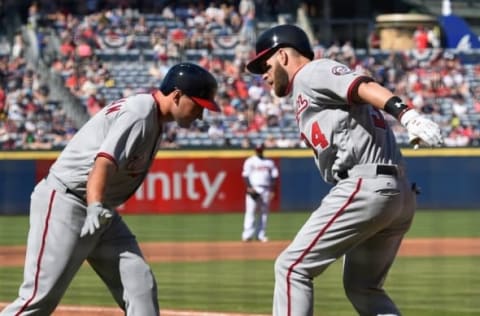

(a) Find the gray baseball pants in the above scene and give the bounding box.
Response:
[0,177,159,315]
[273,164,416,316]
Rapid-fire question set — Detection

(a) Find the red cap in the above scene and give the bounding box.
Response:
[255,143,265,152]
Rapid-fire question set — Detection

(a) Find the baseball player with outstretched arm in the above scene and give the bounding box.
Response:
[242,143,279,242]
[247,24,443,316]
[0,63,220,316]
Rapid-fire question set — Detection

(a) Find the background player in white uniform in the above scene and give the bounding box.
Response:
[247,24,443,316]
[0,63,220,316]
[241,143,279,242]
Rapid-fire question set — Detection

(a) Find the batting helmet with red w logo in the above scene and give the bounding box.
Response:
[246,24,314,74]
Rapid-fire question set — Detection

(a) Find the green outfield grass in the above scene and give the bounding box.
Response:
[0,210,479,246]
[1,210,479,315]
[1,257,479,315]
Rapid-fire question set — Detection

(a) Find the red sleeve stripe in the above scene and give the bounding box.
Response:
[106,105,122,115]
[96,152,119,169]
[347,76,374,104]
[16,190,57,315]
[285,178,363,316]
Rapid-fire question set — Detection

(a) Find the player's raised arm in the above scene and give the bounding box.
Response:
[355,80,444,148]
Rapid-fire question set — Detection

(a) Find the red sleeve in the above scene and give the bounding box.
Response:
[96,152,119,170]
[347,76,375,104]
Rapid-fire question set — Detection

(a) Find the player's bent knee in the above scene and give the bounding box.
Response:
[274,252,292,277]
[343,274,366,296]
[343,282,361,301]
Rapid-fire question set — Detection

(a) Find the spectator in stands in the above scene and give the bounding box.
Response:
[276,133,292,148]
[247,79,264,102]
[22,124,53,150]
[208,119,225,139]
[452,94,468,117]
[117,83,132,98]
[65,68,85,96]
[228,73,249,100]
[325,40,341,59]
[80,73,97,96]
[151,31,168,61]
[59,33,76,57]
[234,35,254,71]
[263,134,276,148]
[160,124,178,148]
[238,137,250,148]
[427,26,441,48]
[218,93,237,116]
[185,18,210,50]
[10,33,25,60]
[368,29,381,50]
[97,68,115,88]
[238,0,256,44]
[444,125,471,147]
[226,5,243,33]
[247,107,267,132]
[149,55,171,81]
[75,37,94,59]
[9,4,480,150]
[27,2,41,30]
[0,87,6,120]
[86,93,105,116]
[230,111,249,135]
[52,126,77,149]
[170,27,188,47]
[413,25,429,51]
[133,15,148,35]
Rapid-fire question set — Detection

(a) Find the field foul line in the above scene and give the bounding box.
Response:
[0,303,269,316]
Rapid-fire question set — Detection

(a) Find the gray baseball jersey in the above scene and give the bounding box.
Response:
[50,93,162,206]
[1,93,161,316]
[272,59,416,316]
[293,59,404,183]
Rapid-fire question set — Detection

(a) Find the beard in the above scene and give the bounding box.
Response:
[177,120,191,128]
[273,64,290,97]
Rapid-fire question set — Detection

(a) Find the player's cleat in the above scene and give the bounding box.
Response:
[242,237,253,242]
[258,236,269,242]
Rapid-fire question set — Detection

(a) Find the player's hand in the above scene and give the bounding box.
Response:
[268,191,275,201]
[400,110,444,148]
[80,202,113,237]
[247,187,260,200]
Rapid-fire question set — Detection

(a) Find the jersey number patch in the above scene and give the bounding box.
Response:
[301,121,329,149]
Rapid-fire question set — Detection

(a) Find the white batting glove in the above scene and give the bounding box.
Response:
[80,202,113,237]
[400,110,444,148]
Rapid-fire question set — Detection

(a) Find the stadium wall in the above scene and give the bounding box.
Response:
[0,148,478,214]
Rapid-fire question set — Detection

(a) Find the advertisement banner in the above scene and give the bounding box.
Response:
[119,158,280,213]
[4,148,478,214]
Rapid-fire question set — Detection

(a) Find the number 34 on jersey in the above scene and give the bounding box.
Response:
[297,95,387,150]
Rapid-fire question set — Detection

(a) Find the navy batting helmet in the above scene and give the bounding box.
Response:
[246,24,314,74]
[160,63,220,112]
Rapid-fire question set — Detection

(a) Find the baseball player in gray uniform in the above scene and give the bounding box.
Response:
[0,63,220,316]
[247,24,444,316]
[242,143,279,242]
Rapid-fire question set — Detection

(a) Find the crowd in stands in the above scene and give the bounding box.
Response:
[0,30,78,150]
[1,1,480,150]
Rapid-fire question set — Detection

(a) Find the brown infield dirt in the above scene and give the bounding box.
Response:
[1,238,479,315]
